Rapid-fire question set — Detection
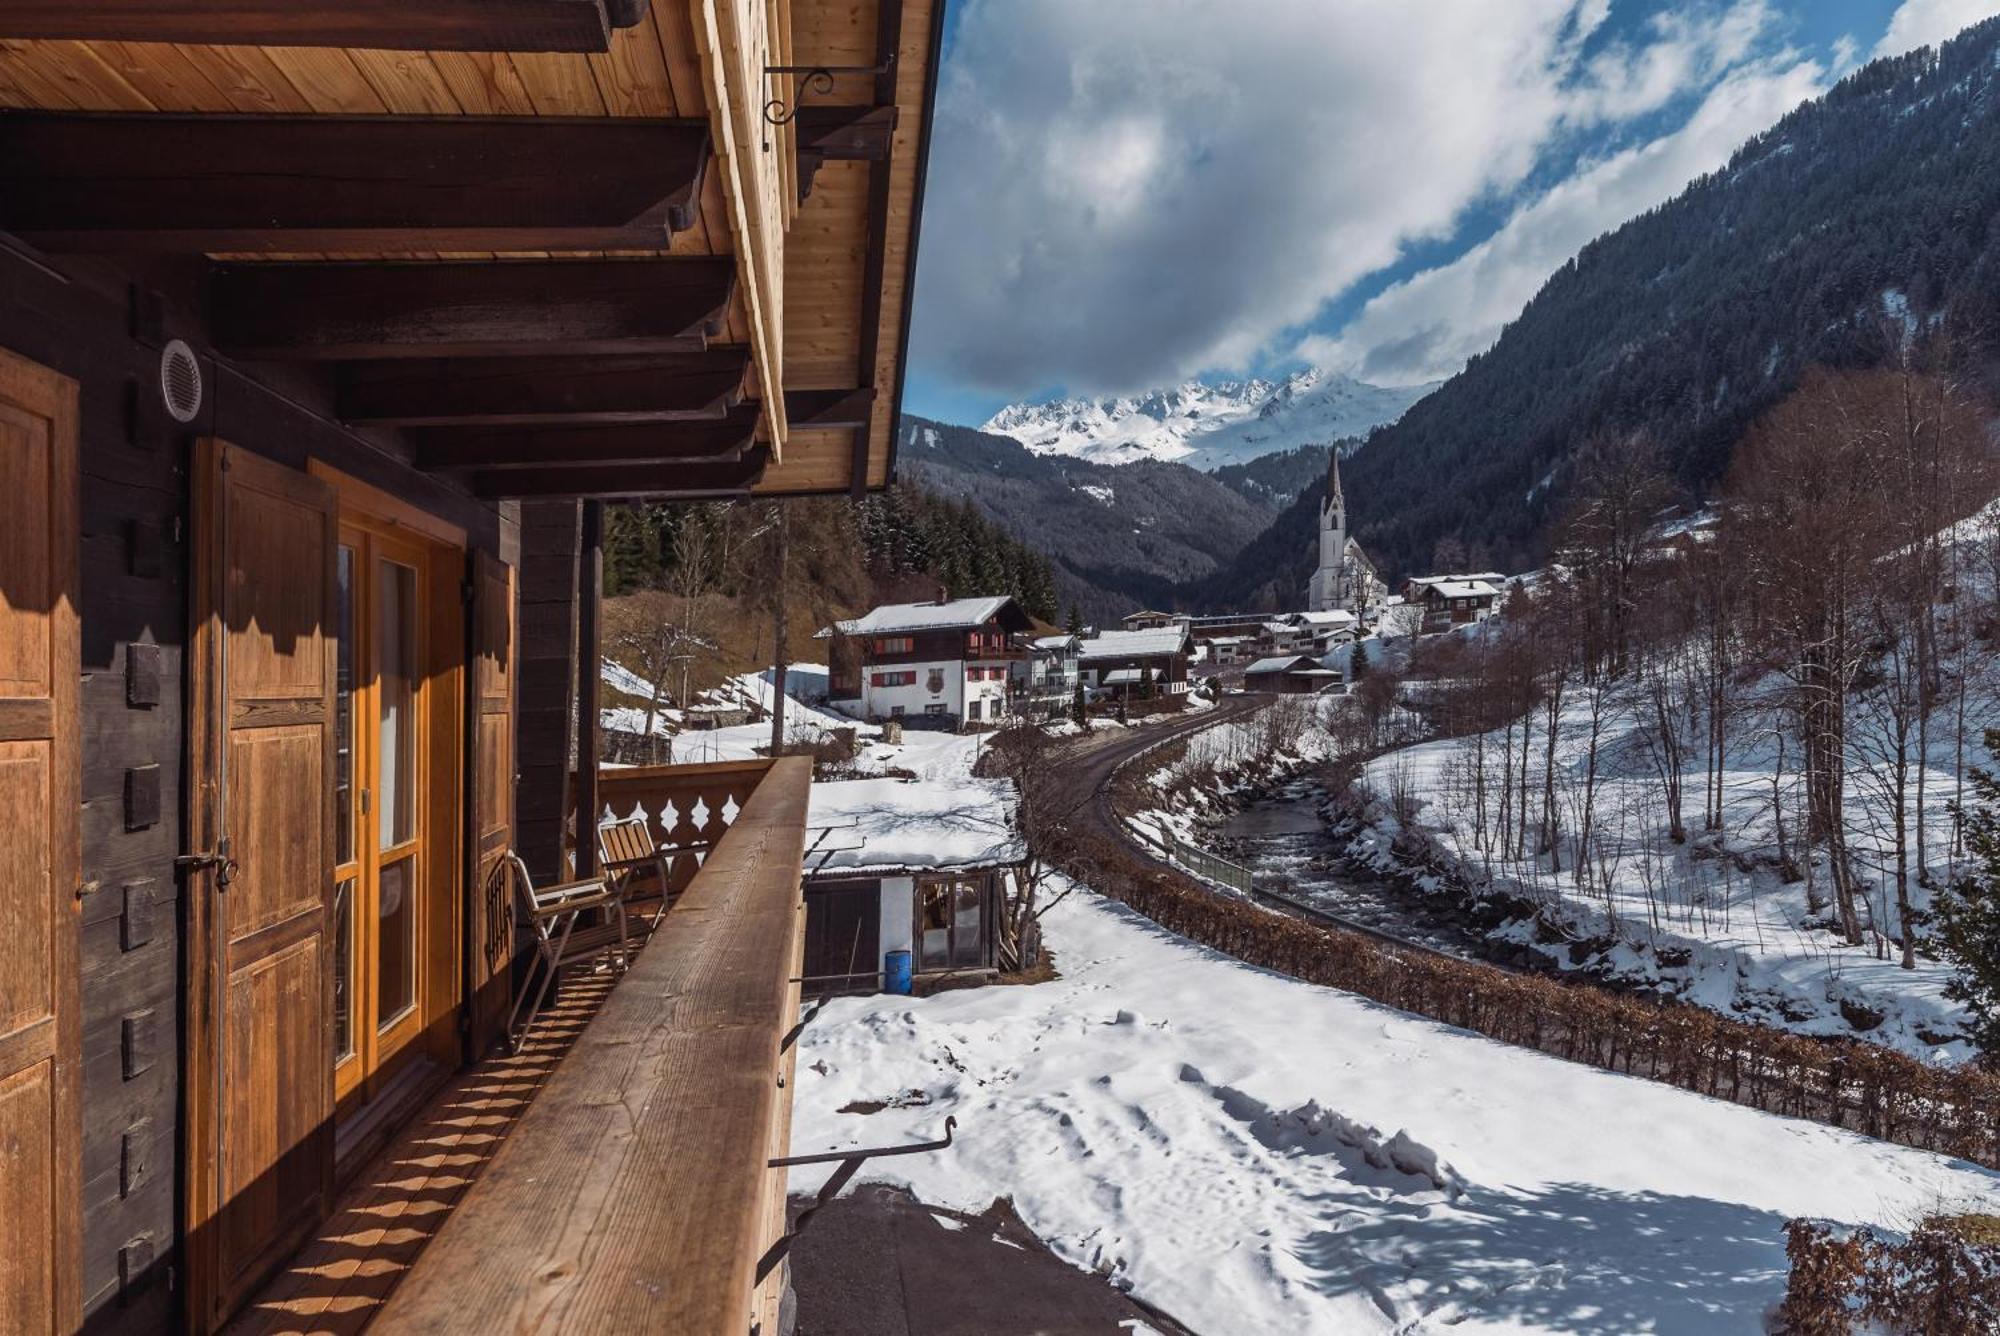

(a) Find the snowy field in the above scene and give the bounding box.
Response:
[1356,683,1982,1062]
[792,886,2000,1335]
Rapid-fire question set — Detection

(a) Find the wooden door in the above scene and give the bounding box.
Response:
[803,880,880,994]
[0,347,80,1333]
[468,550,515,1056]
[188,439,338,1331]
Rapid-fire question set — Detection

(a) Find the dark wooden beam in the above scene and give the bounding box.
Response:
[413,410,758,471]
[210,258,735,360]
[340,349,748,428]
[794,105,897,202]
[0,113,708,253]
[783,387,875,431]
[0,0,647,51]
[850,0,905,498]
[471,447,772,499]
[574,500,603,877]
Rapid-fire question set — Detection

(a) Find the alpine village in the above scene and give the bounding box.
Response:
[13,4,2000,1335]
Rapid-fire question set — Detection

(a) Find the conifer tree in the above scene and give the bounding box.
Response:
[1939,733,2000,1053]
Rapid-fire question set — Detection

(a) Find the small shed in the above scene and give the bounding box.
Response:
[802,778,1027,994]
[1243,654,1342,694]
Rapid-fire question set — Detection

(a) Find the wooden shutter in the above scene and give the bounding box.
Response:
[467,549,515,1056]
[187,439,338,1330]
[0,348,80,1334]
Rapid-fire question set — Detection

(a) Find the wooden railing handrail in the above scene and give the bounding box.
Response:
[373,756,813,1333]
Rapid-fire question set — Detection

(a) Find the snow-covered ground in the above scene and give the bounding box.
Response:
[1356,680,1982,1062]
[792,886,2000,1334]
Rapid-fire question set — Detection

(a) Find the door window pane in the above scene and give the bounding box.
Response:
[953,879,984,967]
[333,876,355,1063]
[918,884,952,971]
[335,545,354,868]
[377,558,417,851]
[377,857,415,1029]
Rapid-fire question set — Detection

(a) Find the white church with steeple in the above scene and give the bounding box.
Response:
[1307,453,1387,616]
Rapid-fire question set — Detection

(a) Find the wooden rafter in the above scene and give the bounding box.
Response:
[0,0,649,52]
[339,349,750,428]
[413,409,759,471]
[783,387,875,431]
[0,113,708,253]
[210,258,735,360]
[794,105,897,202]
[469,446,772,498]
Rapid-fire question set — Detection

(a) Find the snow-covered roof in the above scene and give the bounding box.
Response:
[1030,633,1080,652]
[1077,627,1189,660]
[1424,580,1501,600]
[1408,572,1505,589]
[1203,635,1252,646]
[1120,609,1179,623]
[806,777,1024,874]
[1243,655,1317,675]
[817,596,1019,638]
[1260,621,1296,635]
[1099,668,1147,685]
[1291,609,1356,627]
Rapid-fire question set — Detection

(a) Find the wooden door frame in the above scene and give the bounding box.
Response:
[0,344,81,1333]
[317,467,466,1119]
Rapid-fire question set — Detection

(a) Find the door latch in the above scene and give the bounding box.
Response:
[175,841,238,888]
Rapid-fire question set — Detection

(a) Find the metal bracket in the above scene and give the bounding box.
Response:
[755,1116,957,1281]
[761,55,897,130]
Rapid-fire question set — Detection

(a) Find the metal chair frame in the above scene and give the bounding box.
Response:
[597,814,708,931]
[502,850,628,1053]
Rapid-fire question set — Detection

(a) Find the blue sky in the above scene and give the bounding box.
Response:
[902,0,2000,427]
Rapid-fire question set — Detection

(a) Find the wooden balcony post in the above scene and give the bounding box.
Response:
[515,501,581,885]
[574,500,603,877]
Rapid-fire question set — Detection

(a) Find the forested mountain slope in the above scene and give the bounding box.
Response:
[899,416,1278,622]
[1333,18,2000,578]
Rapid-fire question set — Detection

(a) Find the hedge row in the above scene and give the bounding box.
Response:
[1054,823,2000,1169]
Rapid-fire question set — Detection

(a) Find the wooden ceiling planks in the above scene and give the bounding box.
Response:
[0,0,943,498]
[0,2,635,54]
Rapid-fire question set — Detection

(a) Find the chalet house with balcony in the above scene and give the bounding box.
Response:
[1077,626,1193,696]
[1405,573,1506,630]
[821,596,1034,729]
[0,4,943,1332]
[1012,632,1082,720]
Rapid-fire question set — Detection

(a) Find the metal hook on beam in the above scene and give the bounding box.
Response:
[755,1115,957,1280]
[761,55,898,137]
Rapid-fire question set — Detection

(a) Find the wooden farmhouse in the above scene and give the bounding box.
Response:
[1242,654,1343,695]
[820,595,1033,730]
[1077,626,1193,699]
[1404,573,1506,631]
[801,777,1028,993]
[0,4,943,1332]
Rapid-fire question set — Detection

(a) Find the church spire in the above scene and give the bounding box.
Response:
[1324,449,1343,512]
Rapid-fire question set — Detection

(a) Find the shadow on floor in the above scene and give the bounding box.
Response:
[790,1183,1196,1336]
[224,967,620,1335]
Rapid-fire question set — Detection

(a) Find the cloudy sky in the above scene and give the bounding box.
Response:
[902,0,2000,425]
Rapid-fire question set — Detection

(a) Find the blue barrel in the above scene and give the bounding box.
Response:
[884,949,913,995]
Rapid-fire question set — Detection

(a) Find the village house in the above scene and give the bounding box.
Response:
[1012,632,1083,720]
[0,6,944,1332]
[1078,626,1194,697]
[1120,608,1186,630]
[822,596,1034,730]
[1242,654,1344,695]
[801,777,1029,993]
[1203,634,1257,667]
[1404,573,1506,631]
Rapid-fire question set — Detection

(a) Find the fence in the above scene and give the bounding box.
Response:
[1064,712,2000,1173]
[1130,818,1255,895]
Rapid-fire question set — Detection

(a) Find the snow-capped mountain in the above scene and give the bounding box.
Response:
[981,369,1437,471]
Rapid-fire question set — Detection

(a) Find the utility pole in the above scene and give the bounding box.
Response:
[769,503,790,755]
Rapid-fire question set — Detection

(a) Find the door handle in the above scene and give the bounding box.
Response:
[176,840,239,889]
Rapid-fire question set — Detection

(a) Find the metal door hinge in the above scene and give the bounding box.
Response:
[175,839,237,888]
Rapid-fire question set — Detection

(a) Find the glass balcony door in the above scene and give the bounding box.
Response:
[333,522,432,1109]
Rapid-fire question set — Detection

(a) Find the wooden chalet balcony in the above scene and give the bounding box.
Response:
[365,755,811,1334]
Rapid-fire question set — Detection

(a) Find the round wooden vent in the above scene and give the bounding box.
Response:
[159,339,202,424]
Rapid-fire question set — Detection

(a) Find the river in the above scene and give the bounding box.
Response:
[1211,776,1493,959]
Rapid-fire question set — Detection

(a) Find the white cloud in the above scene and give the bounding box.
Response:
[1873,0,2000,58]
[911,0,1787,399]
[1306,52,1827,384]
